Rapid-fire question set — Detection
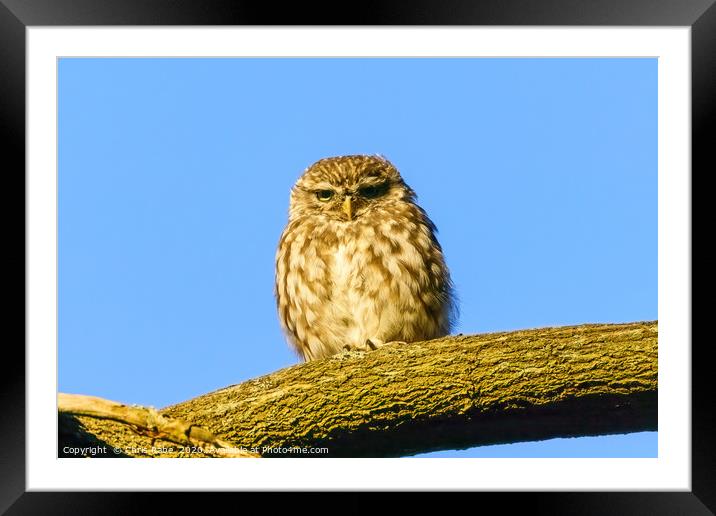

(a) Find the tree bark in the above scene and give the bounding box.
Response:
[59,321,657,458]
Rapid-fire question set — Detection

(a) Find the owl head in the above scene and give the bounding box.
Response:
[288,155,416,222]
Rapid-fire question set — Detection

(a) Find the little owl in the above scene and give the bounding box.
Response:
[275,155,456,361]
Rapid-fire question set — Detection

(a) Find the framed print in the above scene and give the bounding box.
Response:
[6,0,708,513]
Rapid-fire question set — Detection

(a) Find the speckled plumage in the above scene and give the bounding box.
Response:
[275,155,456,361]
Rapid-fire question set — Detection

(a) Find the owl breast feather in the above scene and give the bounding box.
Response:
[311,220,446,352]
[277,210,453,361]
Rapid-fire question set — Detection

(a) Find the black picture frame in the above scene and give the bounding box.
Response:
[5,0,707,513]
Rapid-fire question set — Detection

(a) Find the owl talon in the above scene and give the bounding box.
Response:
[366,338,384,350]
[364,338,406,350]
[342,339,385,353]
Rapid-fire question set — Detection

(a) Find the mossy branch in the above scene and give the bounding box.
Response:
[58,393,258,457]
[59,321,657,457]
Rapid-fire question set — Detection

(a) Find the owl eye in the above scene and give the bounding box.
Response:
[358,184,387,199]
[316,190,335,202]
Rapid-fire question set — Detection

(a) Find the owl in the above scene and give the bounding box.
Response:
[275,155,456,361]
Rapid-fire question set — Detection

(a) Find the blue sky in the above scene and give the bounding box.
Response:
[58,57,657,458]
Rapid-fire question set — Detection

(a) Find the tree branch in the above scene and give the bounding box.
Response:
[59,321,657,457]
[58,393,258,457]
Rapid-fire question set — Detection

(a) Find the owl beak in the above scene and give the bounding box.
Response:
[342,195,354,220]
